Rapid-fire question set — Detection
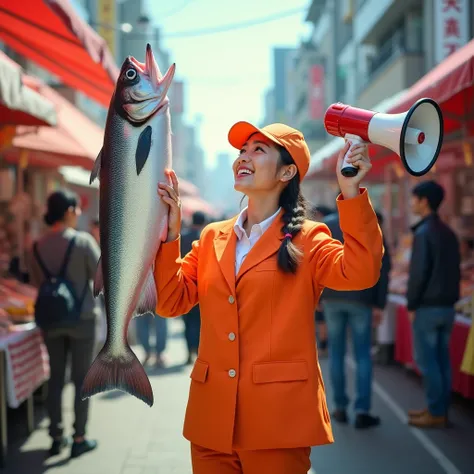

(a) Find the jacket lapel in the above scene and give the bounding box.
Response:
[236,210,284,281]
[213,218,238,293]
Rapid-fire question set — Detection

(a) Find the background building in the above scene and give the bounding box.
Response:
[203,152,240,217]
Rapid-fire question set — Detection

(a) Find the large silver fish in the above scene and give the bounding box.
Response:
[82,44,175,407]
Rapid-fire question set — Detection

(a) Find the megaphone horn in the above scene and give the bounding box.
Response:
[324,98,444,177]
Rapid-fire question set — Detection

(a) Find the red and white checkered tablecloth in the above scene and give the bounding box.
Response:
[0,326,49,409]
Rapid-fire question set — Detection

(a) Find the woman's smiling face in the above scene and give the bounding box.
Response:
[232,133,286,194]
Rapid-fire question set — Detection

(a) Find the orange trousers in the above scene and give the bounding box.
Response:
[191,443,311,474]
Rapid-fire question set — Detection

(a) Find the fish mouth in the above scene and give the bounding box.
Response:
[128,90,160,104]
[123,96,167,122]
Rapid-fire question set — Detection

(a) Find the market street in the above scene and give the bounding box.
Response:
[3,318,474,474]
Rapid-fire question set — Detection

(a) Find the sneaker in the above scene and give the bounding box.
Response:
[70,439,98,458]
[332,409,348,424]
[408,411,448,429]
[142,352,152,366]
[154,355,165,369]
[48,436,69,456]
[408,408,428,418]
[355,413,381,429]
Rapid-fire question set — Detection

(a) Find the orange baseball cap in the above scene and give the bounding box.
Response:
[228,122,311,180]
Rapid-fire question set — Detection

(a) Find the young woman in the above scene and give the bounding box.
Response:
[155,122,383,474]
[27,190,100,458]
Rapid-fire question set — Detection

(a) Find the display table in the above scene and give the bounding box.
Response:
[0,324,49,467]
[392,295,474,400]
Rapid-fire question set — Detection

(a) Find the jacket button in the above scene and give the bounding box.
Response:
[228,369,236,378]
[228,295,235,304]
[228,332,236,341]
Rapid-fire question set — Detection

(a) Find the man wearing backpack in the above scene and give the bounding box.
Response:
[27,190,101,458]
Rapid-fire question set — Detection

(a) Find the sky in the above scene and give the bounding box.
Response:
[148,0,311,168]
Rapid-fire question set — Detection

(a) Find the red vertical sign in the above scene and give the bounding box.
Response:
[309,65,324,120]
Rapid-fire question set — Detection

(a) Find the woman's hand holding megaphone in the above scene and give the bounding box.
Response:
[336,140,371,199]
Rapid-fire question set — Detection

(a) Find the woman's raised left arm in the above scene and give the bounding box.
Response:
[307,189,384,291]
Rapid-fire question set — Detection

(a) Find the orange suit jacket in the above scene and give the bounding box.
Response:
[154,189,383,454]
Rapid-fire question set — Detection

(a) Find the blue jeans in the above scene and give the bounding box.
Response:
[135,313,168,355]
[413,307,455,416]
[323,301,373,413]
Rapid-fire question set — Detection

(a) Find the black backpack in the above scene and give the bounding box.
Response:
[33,236,87,330]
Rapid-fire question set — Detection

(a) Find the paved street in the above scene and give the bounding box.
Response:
[3,318,474,474]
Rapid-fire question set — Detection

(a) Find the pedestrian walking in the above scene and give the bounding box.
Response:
[27,190,100,458]
[321,209,391,429]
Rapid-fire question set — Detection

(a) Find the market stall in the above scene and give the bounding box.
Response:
[377,40,474,398]
[0,73,106,277]
[0,278,49,467]
[2,78,103,171]
[389,294,474,400]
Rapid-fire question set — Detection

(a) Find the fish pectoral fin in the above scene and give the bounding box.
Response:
[90,149,102,184]
[93,256,104,297]
[136,126,152,176]
[135,271,157,316]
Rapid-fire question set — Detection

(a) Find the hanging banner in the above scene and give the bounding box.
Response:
[308,64,325,120]
[97,0,116,58]
[434,0,469,64]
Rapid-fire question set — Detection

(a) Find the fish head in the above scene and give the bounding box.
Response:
[115,43,176,124]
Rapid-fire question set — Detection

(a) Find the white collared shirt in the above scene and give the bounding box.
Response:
[233,207,281,275]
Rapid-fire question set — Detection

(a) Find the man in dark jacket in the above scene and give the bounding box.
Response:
[180,211,207,364]
[321,209,391,429]
[406,181,460,429]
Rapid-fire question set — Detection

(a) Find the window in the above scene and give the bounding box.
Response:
[368,19,406,75]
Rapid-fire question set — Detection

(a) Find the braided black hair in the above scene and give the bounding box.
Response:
[277,146,307,274]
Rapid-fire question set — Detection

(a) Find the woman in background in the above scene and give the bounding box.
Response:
[28,190,99,458]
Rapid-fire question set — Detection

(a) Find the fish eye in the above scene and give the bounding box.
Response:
[125,68,137,80]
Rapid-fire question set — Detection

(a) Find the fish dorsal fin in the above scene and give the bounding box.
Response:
[90,149,102,184]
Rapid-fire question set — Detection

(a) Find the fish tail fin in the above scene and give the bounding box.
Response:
[81,343,153,407]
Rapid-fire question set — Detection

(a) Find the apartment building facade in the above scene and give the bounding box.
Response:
[305,0,472,123]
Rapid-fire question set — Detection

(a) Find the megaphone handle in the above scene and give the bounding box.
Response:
[341,134,362,178]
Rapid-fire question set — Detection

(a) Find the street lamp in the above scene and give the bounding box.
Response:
[120,23,133,33]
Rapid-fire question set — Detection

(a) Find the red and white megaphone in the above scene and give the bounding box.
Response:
[324,98,444,177]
